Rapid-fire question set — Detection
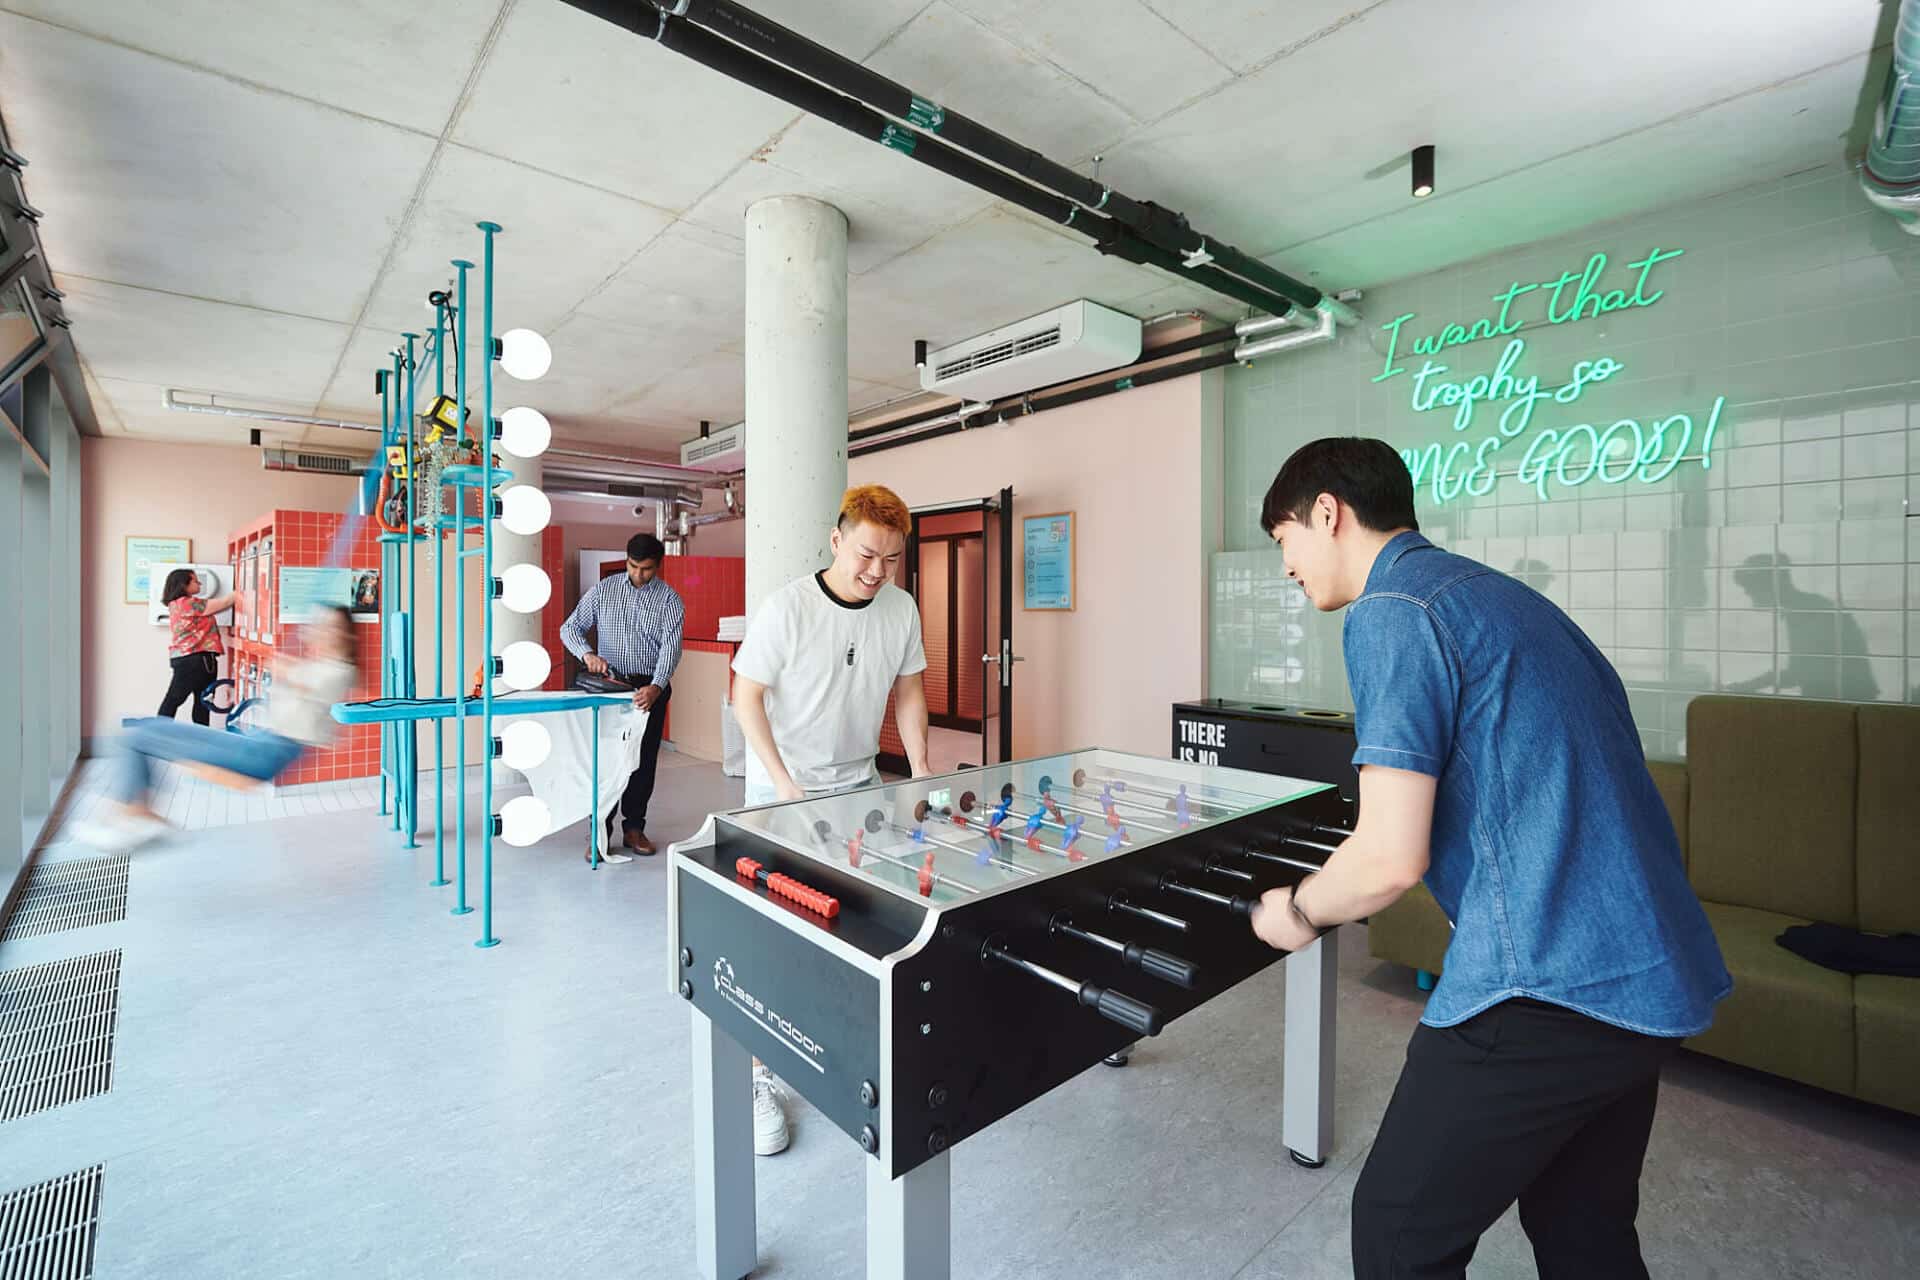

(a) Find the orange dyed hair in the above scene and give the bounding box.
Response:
[837,484,911,537]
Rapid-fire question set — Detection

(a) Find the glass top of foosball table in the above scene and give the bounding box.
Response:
[719,748,1330,908]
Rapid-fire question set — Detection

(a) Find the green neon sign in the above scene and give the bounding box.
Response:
[1370,245,1723,504]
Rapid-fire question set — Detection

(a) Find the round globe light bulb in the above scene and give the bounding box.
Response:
[499,795,553,847]
[499,640,552,690]
[499,720,552,772]
[499,328,552,381]
[499,406,551,458]
[499,484,551,535]
[499,563,551,614]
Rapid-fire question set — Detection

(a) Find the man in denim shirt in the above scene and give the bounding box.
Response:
[1247,438,1729,1279]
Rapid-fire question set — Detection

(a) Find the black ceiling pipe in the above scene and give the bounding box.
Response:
[675,0,1323,313]
[559,1,1311,318]
[850,347,1242,458]
[848,325,1237,444]
[632,10,1303,320]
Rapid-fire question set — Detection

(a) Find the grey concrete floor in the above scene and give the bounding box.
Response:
[4,755,1916,1278]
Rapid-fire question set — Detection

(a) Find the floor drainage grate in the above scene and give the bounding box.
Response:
[0,952,121,1124]
[1,858,128,943]
[0,1165,103,1280]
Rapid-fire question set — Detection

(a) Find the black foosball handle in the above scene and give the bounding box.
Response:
[1122,941,1199,990]
[984,941,1166,1037]
[1078,983,1165,1037]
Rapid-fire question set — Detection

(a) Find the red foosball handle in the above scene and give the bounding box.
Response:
[735,857,841,918]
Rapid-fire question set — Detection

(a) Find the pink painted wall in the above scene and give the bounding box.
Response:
[80,439,360,743]
[850,371,1220,759]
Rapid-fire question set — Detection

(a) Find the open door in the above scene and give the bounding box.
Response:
[878,487,1014,776]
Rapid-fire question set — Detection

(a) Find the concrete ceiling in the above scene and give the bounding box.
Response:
[0,0,1892,456]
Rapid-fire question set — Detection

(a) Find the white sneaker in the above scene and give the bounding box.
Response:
[751,1065,791,1156]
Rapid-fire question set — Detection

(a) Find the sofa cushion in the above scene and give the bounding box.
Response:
[1688,901,1853,1096]
[1854,975,1920,1117]
[1687,696,1856,927]
[1646,759,1688,869]
[1366,882,1452,976]
[1856,705,1920,935]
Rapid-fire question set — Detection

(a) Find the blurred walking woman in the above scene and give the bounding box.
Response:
[159,569,240,725]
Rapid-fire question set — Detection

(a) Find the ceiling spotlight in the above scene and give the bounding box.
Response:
[1412,144,1436,199]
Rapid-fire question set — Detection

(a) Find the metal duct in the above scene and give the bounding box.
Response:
[1862,0,1920,233]
[1233,306,1336,360]
[165,389,377,433]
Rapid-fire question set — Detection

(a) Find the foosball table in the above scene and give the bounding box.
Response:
[666,749,1354,1279]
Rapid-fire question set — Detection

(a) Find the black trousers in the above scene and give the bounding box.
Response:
[159,652,220,726]
[616,681,671,836]
[1352,997,1681,1279]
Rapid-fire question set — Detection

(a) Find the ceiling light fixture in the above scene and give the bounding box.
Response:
[1412,144,1436,199]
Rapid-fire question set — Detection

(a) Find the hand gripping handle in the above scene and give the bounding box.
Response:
[1122,941,1199,989]
[1078,983,1164,1037]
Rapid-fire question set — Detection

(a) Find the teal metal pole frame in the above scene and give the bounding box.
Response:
[402,332,420,849]
[451,259,475,918]
[430,300,450,887]
[386,348,405,832]
[476,219,503,949]
[376,362,392,819]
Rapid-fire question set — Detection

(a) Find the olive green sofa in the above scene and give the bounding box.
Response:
[1366,695,1920,1116]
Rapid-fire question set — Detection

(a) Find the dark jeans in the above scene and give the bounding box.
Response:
[160,652,221,726]
[617,681,671,835]
[1352,997,1682,1279]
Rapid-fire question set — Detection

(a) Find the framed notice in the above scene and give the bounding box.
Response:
[1021,511,1075,611]
[125,536,191,604]
[278,566,354,624]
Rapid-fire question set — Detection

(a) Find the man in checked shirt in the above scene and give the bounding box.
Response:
[560,532,685,857]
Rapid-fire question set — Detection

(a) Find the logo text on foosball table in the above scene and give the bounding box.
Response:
[714,956,828,1072]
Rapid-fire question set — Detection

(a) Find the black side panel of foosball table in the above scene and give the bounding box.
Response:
[884,786,1353,1178]
[677,870,890,1149]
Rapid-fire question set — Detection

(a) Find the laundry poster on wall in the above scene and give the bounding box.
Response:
[278,566,355,625]
[125,536,191,604]
[1022,512,1074,611]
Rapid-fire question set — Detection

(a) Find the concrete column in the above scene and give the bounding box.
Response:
[492,454,544,783]
[743,195,849,613]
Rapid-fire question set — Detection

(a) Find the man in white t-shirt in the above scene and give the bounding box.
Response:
[729,483,931,1154]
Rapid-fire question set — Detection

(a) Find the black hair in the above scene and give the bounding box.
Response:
[627,533,665,564]
[1259,437,1418,535]
[161,568,198,604]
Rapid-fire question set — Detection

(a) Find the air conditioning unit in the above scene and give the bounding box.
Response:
[920,300,1142,400]
[261,447,369,475]
[680,419,745,472]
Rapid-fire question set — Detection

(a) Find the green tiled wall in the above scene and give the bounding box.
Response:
[1213,163,1920,759]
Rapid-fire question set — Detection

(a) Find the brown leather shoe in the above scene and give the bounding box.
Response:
[624,830,657,856]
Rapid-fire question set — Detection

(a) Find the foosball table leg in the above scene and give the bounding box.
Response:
[691,1012,758,1280]
[866,1146,951,1280]
[1283,928,1339,1169]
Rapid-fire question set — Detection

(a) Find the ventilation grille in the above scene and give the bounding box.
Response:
[0,1165,102,1280]
[261,447,365,475]
[1,858,128,942]
[0,951,121,1124]
[931,325,1062,383]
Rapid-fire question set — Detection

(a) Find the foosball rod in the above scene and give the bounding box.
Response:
[939,803,1089,862]
[1159,873,1256,917]
[997,784,1175,836]
[1071,767,1249,810]
[1244,845,1325,876]
[864,811,1040,878]
[1051,912,1200,989]
[1034,776,1178,825]
[813,820,981,896]
[1109,892,1191,934]
[983,940,1166,1036]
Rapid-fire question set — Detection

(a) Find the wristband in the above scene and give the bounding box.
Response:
[1289,877,1329,937]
